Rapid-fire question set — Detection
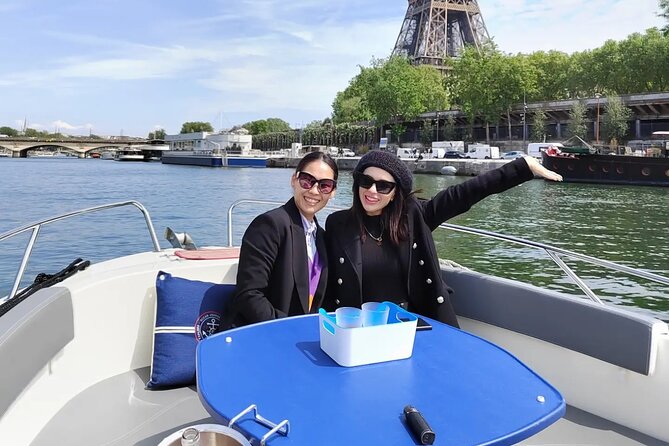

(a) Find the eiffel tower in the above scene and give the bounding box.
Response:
[392,0,490,69]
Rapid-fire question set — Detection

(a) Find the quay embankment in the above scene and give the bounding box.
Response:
[267,157,510,176]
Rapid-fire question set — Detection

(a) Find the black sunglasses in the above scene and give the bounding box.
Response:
[297,171,337,194]
[353,172,396,195]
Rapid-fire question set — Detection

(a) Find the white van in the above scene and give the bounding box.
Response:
[432,141,465,152]
[467,144,500,159]
[527,143,564,159]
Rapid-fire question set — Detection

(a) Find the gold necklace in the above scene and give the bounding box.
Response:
[363,223,383,246]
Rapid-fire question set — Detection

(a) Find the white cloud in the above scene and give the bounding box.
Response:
[486,0,663,53]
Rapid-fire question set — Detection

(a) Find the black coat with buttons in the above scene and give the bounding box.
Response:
[231,198,328,327]
[323,158,534,328]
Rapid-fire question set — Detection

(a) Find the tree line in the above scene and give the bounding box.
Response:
[331,27,667,145]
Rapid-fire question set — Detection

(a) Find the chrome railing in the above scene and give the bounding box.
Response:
[227,199,288,247]
[227,199,669,306]
[438,223,669,305]
[0,201,161,302]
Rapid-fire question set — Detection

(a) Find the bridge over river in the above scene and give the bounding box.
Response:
[0,137,149,158]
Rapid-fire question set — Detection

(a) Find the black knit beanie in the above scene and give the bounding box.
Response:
[353,150,413,194]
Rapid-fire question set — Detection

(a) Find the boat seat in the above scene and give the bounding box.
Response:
[31,367,216,446]
[0,286,74,418]
[445,267,667,375]
[522,405,667,445]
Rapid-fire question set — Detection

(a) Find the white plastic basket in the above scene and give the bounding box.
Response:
[318,302,418,367]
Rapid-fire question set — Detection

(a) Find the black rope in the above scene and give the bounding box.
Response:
[0,258,90,318]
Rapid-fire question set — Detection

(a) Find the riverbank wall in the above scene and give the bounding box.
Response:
[267,157,510,176]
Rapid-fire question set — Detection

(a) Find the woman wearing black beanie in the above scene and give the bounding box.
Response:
[323,150,562,327]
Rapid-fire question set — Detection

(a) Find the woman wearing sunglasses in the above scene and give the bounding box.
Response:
[231,151,338,326]
[323,150,562,328]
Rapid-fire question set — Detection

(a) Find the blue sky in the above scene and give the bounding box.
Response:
[0,0,663,137]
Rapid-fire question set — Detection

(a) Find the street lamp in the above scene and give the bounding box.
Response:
[522,93,528,147]
[594,92,601,144]
[435,112,440,142]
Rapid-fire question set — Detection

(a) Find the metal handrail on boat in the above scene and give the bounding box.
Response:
[0,201,161,302]
[227,199,293,248]
[439,223,669,305]
[227,199,669,306]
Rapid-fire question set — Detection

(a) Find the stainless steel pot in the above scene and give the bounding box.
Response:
[159,404,290,446]
[157,424,251,446]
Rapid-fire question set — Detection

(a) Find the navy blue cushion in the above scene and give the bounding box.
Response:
[147,271,235,389]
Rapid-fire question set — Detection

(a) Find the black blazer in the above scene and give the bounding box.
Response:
[231,198,328,326]
[324,158,534,327]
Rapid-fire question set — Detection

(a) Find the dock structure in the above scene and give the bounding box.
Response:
[267,156,508,177]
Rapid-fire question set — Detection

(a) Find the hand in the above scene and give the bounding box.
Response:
[522,156,563,182]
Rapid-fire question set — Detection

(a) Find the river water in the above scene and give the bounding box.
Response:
[1,158,667,320]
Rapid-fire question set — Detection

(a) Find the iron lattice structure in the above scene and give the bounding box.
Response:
[392,0,490,69]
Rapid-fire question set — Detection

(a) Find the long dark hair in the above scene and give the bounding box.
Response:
[295,151,339,180]
[351,175,411,246]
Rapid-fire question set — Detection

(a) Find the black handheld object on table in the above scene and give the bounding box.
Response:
[404,405,435,445]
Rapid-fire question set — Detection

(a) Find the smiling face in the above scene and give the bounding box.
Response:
[357,166,396,216]
[290,160,337,221]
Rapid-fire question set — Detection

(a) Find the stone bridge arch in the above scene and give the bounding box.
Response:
[0,141,136,158]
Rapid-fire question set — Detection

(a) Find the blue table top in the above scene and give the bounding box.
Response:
[197,314,565,446]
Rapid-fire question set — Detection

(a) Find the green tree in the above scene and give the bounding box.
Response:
[419,120,434,147]
[567,101,589,140]
[526,51,571,101]
[332,65,375,124]
[530,109,547,142]
[389,123,406,144]
[242,118,291,135]
[0,126,18,136]
[601,95,633,144]
[374,58,448,125]
[154,129,166,139]
[450,46,534,142]
[334,57,448,130]
[443,114,456,141]
[180,122,214,133]
[659,0,669,35]
[24,128,43,137]
[265,118,291,133]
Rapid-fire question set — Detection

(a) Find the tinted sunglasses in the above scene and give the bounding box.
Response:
[297,171,337,194]
[354,172,396,195]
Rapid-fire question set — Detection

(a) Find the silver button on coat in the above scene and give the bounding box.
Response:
[337,278,343,285]
[335,299,340,305]
[437,296,444,304]
[426,278,432,284]
[339,257,344,264]
[418,260,424,266]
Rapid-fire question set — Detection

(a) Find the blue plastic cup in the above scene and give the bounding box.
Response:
[335,307,363,328]
[361,302,390,326]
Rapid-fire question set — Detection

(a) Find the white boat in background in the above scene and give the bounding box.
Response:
[114,147,144,161]
[163,130,267,168]
[161,148,224,167]
[28,150,70,158]
[100,151,115,160]
[134,143,170,162]
[0,200,668,445]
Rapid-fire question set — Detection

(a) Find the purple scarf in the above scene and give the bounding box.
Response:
[308,249,322,310]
